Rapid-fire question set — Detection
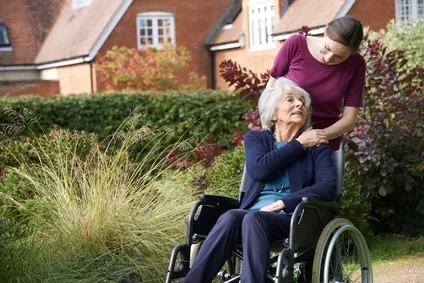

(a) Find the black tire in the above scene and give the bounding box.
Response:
[312,218,373,283]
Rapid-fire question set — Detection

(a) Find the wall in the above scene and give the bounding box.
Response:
[57,63,93,95]
[349,0,395,31]
[96,0,232,90]
[214,44,282,89]
[0,80,59,96]
[214,0,285,89]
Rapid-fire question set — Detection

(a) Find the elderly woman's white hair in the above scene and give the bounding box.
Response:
[258,77,311,133]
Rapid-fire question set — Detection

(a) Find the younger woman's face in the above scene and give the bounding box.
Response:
[318,36,354,65]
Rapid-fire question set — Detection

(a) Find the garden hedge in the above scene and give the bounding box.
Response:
[0,91,252,150]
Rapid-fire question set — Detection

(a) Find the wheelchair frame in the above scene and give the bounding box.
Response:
[166,142,373,283]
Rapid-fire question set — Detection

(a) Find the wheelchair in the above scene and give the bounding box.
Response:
[166,141,373,282]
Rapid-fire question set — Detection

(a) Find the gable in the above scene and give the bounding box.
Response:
[35,0,132,65]
[272,0,356,37]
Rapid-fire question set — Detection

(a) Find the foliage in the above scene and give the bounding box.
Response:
[369,234,424,262]
[219,60,268,144]
[144,91,250,149]
[167,140,223,170]
[346,34,424,235]
[0,91,251,150]
[204,145,245,198]
[339,172,372,240]
[97,43,205,91]
[368,19,424,72]
[0,120,198,282]
[219,60,269,105]
[0,130,96,225]
[0,107,36,146]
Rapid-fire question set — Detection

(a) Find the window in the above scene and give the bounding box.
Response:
[396,0,424,24]
[72,0,92,10]
[137,12,175,49]
[0,24,11,48]
[248,0,275,50]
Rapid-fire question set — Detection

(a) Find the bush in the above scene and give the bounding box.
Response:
[0,91,252,150]
[219,60,269,143]
[204,145,245,199]
[0,129,97,224]
[0,107,36,146]
[0,123,198,282]
[97,43,202,91]
[379,19,424,72]
[339,172,373,239]
[346,34,424,235]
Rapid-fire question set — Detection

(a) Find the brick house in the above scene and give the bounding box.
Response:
[0,0,421,96]
[0,0,230,96]
[209,0,403,89]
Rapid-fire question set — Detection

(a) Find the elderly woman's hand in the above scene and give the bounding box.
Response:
[296,127,328,148]
[260,200,285,213]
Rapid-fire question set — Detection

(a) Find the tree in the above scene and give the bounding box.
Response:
[97,43,206,91]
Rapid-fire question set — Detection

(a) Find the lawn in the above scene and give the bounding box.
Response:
[369,235,424,263]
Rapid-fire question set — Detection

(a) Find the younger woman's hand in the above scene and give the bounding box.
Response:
[260,200,285,213]
[296,127,328,148]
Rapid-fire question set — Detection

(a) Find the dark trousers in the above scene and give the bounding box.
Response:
[182,209,291,283]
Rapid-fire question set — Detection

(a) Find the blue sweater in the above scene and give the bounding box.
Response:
[241,130,337,213]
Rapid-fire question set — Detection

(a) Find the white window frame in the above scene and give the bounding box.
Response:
[136,12,176,49]
[248,0,276,51]
[0,23,11,50]
[72,0,91,10]
[395,0,424,24]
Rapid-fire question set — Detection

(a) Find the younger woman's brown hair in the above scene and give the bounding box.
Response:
[326,15,364,51]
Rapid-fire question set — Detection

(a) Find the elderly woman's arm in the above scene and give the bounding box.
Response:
[244,131,305,181]
[282,145,337,213]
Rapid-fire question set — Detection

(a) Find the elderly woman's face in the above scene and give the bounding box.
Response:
[273,89,307,127]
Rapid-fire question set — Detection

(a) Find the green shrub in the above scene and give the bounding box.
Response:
[0,107,36,146]
[204,145,245,199]
[0,91,252,150]
[380,19,424,71]
[339,172,373,240]
[0,123,198,282]
[0,129,97,225]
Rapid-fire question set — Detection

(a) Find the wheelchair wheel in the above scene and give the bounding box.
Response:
[312,218,373,283]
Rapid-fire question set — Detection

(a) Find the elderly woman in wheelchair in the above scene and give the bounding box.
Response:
[166,77,372,283]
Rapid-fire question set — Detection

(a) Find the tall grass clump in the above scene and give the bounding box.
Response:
[0,113,198,282]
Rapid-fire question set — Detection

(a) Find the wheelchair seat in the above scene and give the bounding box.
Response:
[166,141,373,283]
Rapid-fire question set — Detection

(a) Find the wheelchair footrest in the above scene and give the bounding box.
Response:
[165,244,190,283]
[275,248,294,283]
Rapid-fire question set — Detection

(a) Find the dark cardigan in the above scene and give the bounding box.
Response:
[241,130,337,213]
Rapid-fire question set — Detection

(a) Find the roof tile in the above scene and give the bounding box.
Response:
[210,13,244,45]
[35,0,127,64]
[273,0,347,35]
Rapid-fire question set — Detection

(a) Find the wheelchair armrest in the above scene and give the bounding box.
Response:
[199,194,240,209]
[289,198,339,251]
[186,194,239,245]
[301,197,338,210]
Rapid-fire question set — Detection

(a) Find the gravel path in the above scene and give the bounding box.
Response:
[372,255,424,283]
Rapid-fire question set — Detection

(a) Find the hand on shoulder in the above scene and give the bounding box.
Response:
[296,127,328,148]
